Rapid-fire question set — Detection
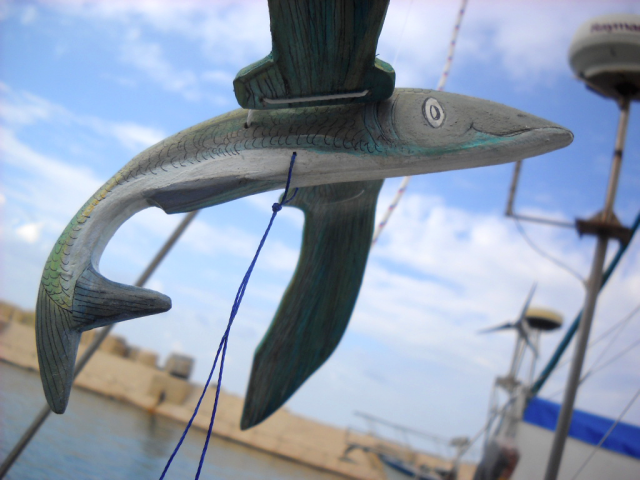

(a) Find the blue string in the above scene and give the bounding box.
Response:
[160,152,298,480]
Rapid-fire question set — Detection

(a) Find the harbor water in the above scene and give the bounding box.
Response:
[0,362,341,479]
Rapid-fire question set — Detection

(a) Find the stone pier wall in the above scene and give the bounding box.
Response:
[0,301,476,480]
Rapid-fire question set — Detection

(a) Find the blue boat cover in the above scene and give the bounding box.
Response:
[523,396,640,460]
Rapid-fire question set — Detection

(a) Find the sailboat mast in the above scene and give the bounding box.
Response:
[543,96,632,480]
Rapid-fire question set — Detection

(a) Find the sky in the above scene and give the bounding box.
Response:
[1,0,640,462]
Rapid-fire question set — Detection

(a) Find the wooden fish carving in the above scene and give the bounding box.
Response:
[234,0,395,109]
[36,89,572,414]
[241,179,383,429]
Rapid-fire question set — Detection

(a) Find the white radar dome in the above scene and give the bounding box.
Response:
[569,13,640,100]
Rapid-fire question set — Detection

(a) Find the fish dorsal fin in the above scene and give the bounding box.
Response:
[72,264,171,329]
[234,0,395,109]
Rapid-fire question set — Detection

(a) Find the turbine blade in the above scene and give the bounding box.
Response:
[516,282,537,326]
[478,322,515,334]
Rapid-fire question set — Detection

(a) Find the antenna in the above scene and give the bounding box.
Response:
[541,13,640,480]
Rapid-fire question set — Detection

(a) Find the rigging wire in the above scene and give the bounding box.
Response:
[547,336,640,400]
[582,337,640,381]
[550,303,640,373]
[570,387,640,480]
[371,0,469,245]
[461,397,516,460]
[582,303,640,375]
[536,300,640,401]
[513,217,586,286]
[531,211,640,397]
[391,0,415,67]
[160,154,299,480]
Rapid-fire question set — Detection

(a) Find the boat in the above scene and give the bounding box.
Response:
[378,453,443,480]
[474,309,640,480]
[473,13,640,480]
[341,412,472,480]
[474,286,640,479]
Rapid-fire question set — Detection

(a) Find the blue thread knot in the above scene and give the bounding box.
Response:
[272,203,282,213]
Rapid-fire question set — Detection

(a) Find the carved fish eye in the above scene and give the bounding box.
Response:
[423,98,445,128]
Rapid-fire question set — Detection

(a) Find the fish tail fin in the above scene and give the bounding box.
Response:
[36,284,81,414]
[36,265,171,413]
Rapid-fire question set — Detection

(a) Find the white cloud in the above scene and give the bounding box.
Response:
[201,70,234,86]
[67,0,271,65]
[463,2,639,85]
[37,0,270,102]
[259,239,300,273]
[1,85,165,153]
[346,190,640,398]
[1,129,101,222]
[20,5,38,25]
[1,90,68,127]
[119,28,201,101]
[15,222,44,244]
[108,122,165,151]
[0,124,105,306]
[377,1,640,88]
[170,340,184,353]
[0,86,168,289]
[15,0,640,95]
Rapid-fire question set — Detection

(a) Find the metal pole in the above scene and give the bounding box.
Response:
[528,331,540,385]
[505,160,523,216]
[507,214,575,229]
[506,159,574,229]
[0,210,199,478]
[543,97,631,480]
[508,336,525,379]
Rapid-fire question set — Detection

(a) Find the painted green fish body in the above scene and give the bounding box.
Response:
[36,89,572,414]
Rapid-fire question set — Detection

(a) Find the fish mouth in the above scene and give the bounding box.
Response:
[459,125,574,166]
[500,127,541,137]
[402,124,573,177]
[500,125,574,156]
[469,118,573,142]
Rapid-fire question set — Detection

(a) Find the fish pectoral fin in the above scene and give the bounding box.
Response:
[240,179,383,430]
[36,265,171,414]
[72,264,171,329]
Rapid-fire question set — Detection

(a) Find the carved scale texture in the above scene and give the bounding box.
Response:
[35,98,398,413]
[39,101,400,311]
[36,283,81,413]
